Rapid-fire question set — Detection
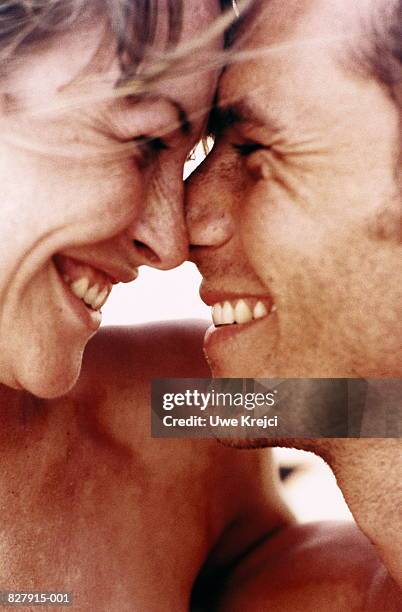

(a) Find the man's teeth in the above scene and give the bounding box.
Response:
[65,276,110,311]
[212,303,223,325]
[222,301,235,324]
[254,301,268,319]
[212,299,272,326]
[235,299,254,324]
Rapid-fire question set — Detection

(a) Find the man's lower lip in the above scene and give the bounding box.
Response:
[56,265,101,332]
[205,316,270,345]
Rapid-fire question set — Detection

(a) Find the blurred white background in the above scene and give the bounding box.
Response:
[102,263,209,326]
[275,448,352,523]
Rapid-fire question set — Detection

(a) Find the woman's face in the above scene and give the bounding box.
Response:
[0,2,221,397]
[187,0,402,378]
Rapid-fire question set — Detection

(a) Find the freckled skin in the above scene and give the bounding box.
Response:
[217,522,402,612]
[0,1,399,609]
[186,0,402,606]
[0,2,297,610]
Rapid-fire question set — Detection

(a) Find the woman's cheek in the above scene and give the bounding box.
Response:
[63,157,146,238]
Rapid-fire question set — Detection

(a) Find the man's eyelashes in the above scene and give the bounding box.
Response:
[206,107,267,157]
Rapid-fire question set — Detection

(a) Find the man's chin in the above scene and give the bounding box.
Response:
[206,354,277,378]
[204,318,280,377]
[216,436,279,450]
[216,437,319,454]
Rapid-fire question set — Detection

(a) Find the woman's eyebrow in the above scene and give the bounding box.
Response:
[125,93,193,135]
[170,97,192,135]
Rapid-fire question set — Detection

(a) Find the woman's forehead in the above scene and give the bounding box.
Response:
[3,2,223,116]
[147,1,223,117]
[183,0,222,33]
[142,0,222,52]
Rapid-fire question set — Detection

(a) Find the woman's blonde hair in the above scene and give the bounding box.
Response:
[0,1,240,80]
[0,1,184,71]
[0,0,251,158]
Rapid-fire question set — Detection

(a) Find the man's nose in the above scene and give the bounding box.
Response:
[130,174,188,270]
[186,161,235,251]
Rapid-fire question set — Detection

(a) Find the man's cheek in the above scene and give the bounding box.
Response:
[241,182,327,283]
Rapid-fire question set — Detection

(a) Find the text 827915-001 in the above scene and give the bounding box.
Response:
[0,592,72,606]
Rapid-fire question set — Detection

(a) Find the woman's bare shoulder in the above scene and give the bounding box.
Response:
[216,521,402,611]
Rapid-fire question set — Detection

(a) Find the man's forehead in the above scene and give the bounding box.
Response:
[218,0,379,116]
[234,0,370,54]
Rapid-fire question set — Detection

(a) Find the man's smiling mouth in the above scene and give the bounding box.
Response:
[211,297,276,327]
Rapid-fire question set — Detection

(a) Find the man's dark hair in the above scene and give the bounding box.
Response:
[360,0,402,94]
[389,0,402,66]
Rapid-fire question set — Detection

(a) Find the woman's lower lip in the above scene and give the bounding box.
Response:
[56,265,101,332]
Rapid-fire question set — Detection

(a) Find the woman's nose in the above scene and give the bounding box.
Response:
[130,172,188,270]
[185,160,235,250]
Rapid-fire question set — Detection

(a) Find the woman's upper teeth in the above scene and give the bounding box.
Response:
[65,275,111,311]
[54,254,114,312]
[212,299,275,326]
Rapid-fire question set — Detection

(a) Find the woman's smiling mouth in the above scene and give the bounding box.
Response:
[53,254,119,330]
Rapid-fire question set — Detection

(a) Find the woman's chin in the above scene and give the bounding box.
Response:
[16,352,84,399]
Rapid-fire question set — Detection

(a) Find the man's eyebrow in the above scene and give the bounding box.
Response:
[124,92,192,135]
[207,96,268,134]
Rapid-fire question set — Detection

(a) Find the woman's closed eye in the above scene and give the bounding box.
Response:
[131,134,171,166]
[134,134,170,152]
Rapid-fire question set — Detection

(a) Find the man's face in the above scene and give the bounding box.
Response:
[187,0,402,377]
